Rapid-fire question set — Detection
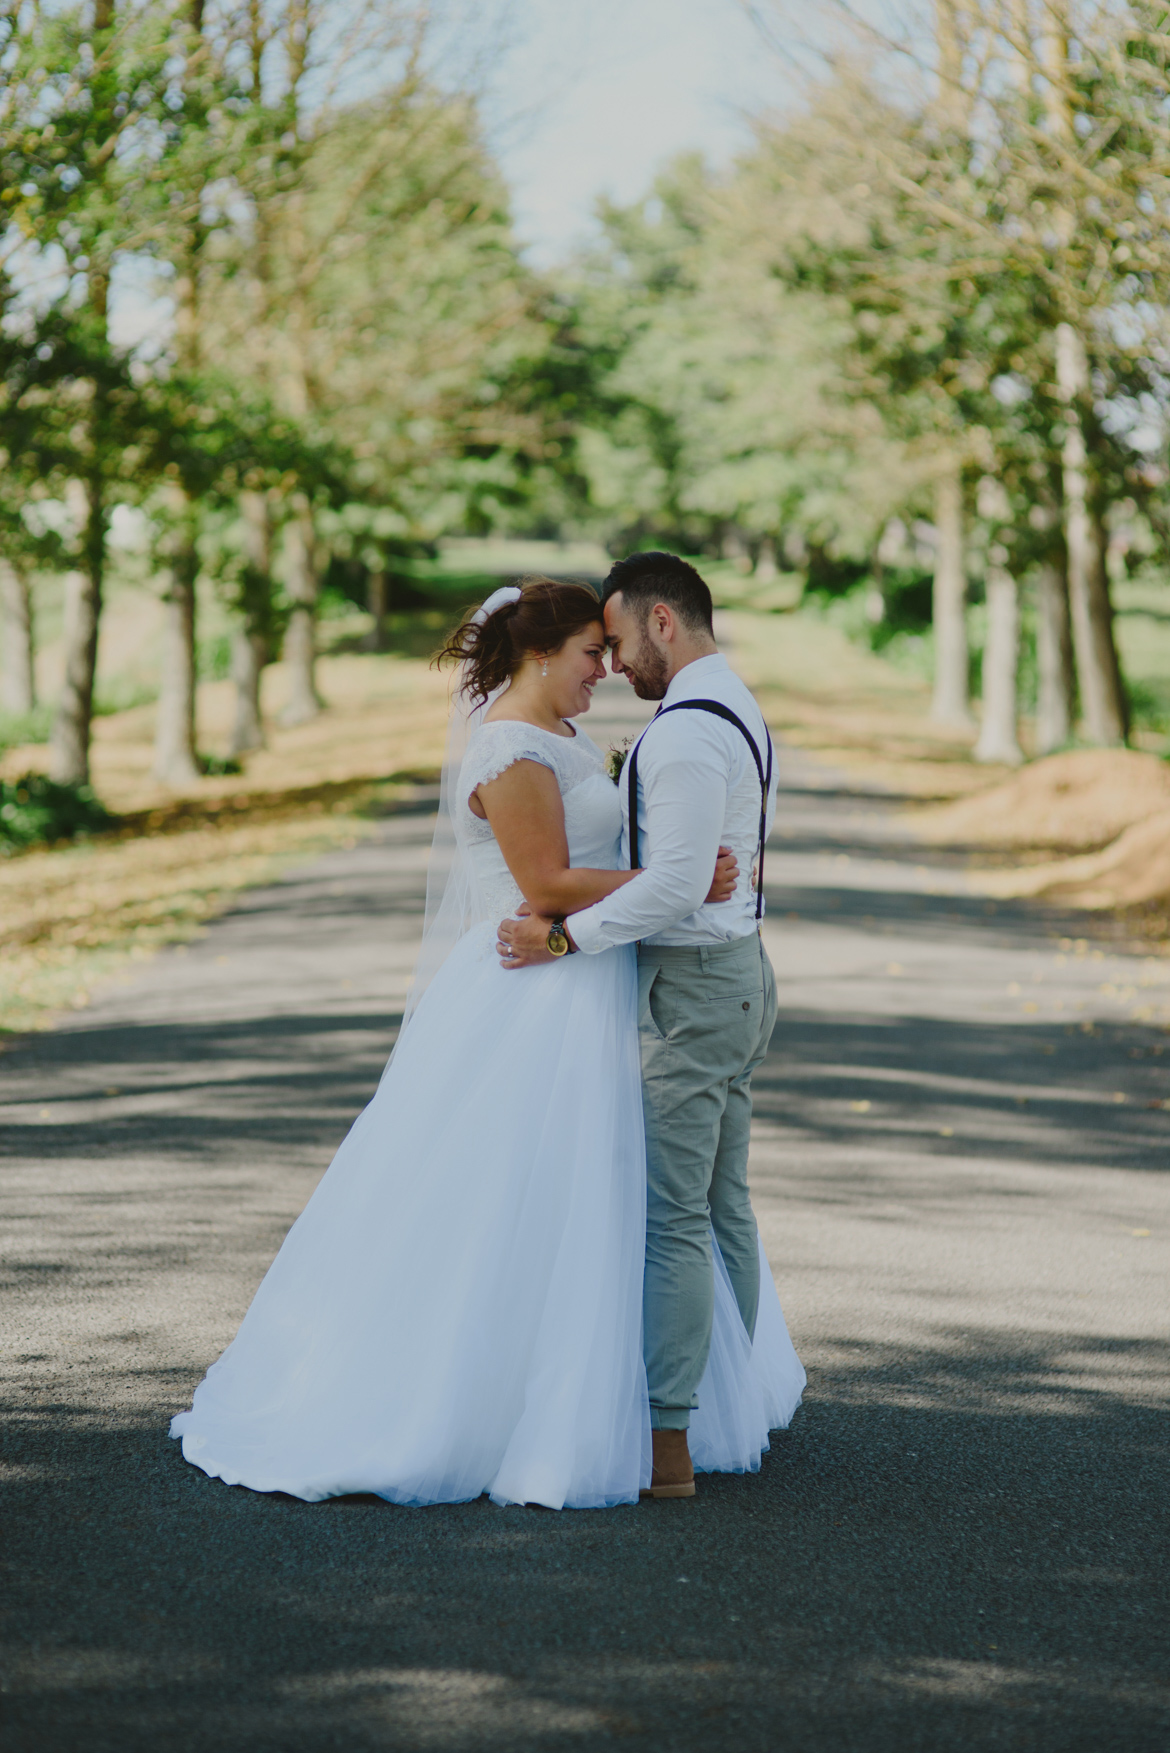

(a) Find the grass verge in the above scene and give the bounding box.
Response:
[0,776,433,1036]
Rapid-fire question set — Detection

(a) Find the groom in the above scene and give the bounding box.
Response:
[498,552,778,1499]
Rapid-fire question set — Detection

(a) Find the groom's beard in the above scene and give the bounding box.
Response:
[624,630,670,700]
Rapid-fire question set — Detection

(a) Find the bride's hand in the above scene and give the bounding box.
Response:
[497,906,559,968]
[706,845,739,904]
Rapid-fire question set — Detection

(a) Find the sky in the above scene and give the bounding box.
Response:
[485,0,787,265]
[101,0,791,349]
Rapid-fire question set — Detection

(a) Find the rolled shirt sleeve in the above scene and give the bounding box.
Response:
[570,734,729,954]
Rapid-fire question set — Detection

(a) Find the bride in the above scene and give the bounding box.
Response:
[170,578,804,1509]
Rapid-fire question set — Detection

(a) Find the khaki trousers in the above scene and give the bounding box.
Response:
[637,932,778,1431]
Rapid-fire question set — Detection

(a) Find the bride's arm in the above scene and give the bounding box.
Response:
[473,761,736,917]
[472,762,639,916]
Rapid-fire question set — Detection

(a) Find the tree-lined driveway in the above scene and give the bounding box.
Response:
[2,697,1168,1752]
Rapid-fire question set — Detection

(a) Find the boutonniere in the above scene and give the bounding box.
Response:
[605,737,634,784]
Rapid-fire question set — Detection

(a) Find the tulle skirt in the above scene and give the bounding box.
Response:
[170,922,804,1508]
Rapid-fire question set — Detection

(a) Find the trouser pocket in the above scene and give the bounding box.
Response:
[639,962,677,1043]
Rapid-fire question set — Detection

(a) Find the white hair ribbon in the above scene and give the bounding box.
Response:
[472,584,522,626]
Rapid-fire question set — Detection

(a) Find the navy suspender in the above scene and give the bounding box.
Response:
[626,700,774,921]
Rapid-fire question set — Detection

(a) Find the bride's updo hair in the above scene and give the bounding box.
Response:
[437,576,604,707]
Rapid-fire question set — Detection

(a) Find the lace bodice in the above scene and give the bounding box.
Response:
[456,721,622,919]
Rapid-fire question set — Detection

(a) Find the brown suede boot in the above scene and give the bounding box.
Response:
[640,1428,696,1500]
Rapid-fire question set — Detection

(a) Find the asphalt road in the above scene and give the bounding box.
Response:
[2,679,1169,1752]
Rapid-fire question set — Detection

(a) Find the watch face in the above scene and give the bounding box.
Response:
[547,926,569,957]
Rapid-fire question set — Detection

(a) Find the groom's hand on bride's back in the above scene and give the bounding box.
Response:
[497,907,559,968]
[707,845,738,904]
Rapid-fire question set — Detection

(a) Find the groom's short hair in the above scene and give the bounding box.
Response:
[602,551,715,635]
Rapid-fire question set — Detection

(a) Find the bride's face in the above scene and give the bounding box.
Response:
[539,623,608,717]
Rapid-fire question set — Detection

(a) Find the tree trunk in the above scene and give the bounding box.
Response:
[229,490,271,756]
[229,629,267,755]
[1087,504,1129,741]
[1034,559,1074,754]
[721,526,751,574]
[930,464,973,727]
[0,555,35,716]
[152,532,200,785]
[50,479,103,787]
[280,492,323,727]
[365,569,390,652]
[158,0,208,788]
[1055,322,1127,745]
[975,564,1023,764]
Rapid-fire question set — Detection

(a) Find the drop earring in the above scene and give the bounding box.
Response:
[540,656,548,677]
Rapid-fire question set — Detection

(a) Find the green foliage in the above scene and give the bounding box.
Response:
[4,0,1167,780]
[196,633,233,682]
[1126,677,1170,736]
[805,566,933,648]
[0,705,55,748]
[198,753,243,777]
[0,683,156,742]
[802,574,1052,710]
[316,583,366,621]
[0,0,582,789]
[802,582,936,676]
[0,773,113,854]
[321,553,502,617]
[94,678,157,716]
[565,149,929,559]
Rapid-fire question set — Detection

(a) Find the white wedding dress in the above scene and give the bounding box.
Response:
[170,720,805,1508]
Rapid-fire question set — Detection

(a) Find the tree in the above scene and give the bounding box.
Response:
[1,258,65,721]
[973,477,1023,763]
[1035,551,1075,751]
[147,0,223,785]
[231,487,272,755]
[0,554,34,716]
[731,75,999,728]
[569,154,914,564]
[280,492,324,726]
[744,0,1170,749]
[867,1,1167,743]
[932,466,973,727]
[0,0,185,783]
[154,3,546,741]
[0,460,56,720]
[1055,323,1129,743]
[151,483,200,783]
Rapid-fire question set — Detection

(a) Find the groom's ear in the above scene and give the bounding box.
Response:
[649,602,675,642]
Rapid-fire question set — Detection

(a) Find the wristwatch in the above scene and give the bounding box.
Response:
[547,918,575,957]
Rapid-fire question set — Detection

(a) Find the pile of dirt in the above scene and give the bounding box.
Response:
[912,749,1170,851]
[982,808,1170,908]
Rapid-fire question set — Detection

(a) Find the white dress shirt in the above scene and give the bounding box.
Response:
[571,652,776,953]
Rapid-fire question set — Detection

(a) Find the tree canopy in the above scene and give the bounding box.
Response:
[2,1,1168,789]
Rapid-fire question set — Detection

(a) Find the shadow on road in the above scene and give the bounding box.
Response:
[5,999,1166,1192]
[3,762,1167,1751]
[2,1328,1167,1753]
[754,1011,1170,1175]
[0,1009,403,1166]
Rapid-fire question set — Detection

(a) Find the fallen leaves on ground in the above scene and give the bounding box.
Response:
[0,809,381,1033]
